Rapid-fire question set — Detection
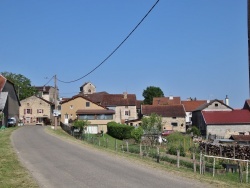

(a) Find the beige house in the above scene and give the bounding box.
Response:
[141,104,186,133]
[19,96,53,125]
[60,94,115,134]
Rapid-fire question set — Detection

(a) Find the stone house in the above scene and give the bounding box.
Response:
[0,75,20,127]
[192,99,233,137]
[19,96,53,125]
[141,104,186,133]
[60,94,115,134]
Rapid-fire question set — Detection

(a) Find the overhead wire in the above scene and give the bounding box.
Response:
[57,0,160,84]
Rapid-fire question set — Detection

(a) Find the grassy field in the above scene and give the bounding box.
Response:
[0,127,38,188]
[48,127,250,188]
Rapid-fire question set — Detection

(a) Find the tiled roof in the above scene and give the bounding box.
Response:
[181,100,207,112]
[136,100,143,109]
[101,94,136,106]
[84,92,109,103]
[152,97,181,105]
[141,104,186,117]
[0,75,6,92]
[202,110,250,125]
[76,109,115,115]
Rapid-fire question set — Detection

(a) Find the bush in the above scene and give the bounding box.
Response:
[186,126,201,136]
[168,145,186,157]
[107,121,134,140]
[131,126,143,143]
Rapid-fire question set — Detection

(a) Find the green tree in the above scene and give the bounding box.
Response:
[142,86,164,105]
[1,72,37,100]
[73,119,90,133]
[141,113,163,146]
[131,126,143,143]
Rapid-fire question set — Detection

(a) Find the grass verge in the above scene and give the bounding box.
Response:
[0,127,39,188]
[47,126,250,188]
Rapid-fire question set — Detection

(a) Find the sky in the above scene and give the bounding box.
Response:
[0,0,249,108]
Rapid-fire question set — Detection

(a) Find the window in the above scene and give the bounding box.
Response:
[86,102,90,107]
[37,109,43,113]
[25,109,32,114]
[125,110,130,116]
[171,122,178,126]
[70,105,73,109]
[172,117,176,119]
[215,103,218,107]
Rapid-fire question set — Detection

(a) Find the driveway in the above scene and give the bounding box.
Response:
[12,125,214,188]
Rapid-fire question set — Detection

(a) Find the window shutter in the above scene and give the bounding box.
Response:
[24,109,26,114]
[31,109,32,114]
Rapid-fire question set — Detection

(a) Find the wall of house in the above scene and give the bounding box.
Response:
[112,106,137,123]
[203,102,232,111]
[162,117,186,133]
[19,96,52,125]
[207,125,250,138]
[192,111,207,136]
[61,97,105,123]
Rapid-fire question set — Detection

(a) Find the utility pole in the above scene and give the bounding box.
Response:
[248,0,250,97]
[54,75,58,130]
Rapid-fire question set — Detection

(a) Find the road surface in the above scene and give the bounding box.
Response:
[11,126,214,188]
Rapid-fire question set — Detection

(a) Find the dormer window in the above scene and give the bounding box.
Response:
[86,102,90,107]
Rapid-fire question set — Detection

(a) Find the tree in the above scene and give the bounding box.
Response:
[1,72,37,100]
[141,113,163,146]
[131,126,143,143]
[73,119,90,134]
[142,86,164,105]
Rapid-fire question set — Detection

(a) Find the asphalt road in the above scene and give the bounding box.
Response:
[11,126,214,188]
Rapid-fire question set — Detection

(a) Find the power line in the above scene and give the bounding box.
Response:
[57,0,160,84]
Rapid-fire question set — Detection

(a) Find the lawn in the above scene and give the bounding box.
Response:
[0,127,38,188]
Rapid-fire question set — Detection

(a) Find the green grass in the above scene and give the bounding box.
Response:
[0,127,38,188]
[48,127,250,188]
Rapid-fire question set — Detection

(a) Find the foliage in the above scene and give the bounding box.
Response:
[107,121,134,140]
[131,126,143,143]
[141,113,163,146]
[1,72,37,101]
[186,126,201,136]
[168,145,186,157]
[142,86,164,105]
[73,119,90,133]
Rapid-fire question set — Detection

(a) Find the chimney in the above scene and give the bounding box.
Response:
[225,95,229,106]
[169,95,173,100]
[123,92,127,99]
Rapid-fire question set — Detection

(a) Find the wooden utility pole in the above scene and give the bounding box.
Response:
[54,75,58,130]
[248,0,250,97]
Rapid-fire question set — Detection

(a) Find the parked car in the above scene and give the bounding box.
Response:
[161,130,174,136]
[7,117,16,127]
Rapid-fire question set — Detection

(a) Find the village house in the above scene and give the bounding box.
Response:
[60,94,115,134]
[141,104,186,133]
[19,95,53,125]
[0,75,20,127]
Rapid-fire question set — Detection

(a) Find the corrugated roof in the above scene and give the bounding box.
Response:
[202,110,250,125]
[141,104,186,117]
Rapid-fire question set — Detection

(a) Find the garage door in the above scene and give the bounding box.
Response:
[87,125,98,134]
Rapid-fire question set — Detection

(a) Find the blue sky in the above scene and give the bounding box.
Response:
[0,0,248,108]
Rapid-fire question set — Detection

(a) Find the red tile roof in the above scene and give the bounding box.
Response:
[202,110,250,125]
[152,97,181,105]
[101,94,136,106]
[230,135,250,141]
[181,100,207,112]
[0,75,7,92]
[141,104,186,117]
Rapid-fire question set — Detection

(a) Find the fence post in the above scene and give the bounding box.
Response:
[115,139,117,151]
[157,147,160,163]
[126,141,129,152]
[140,143,142,157]
[246,161,249,183]
[213,157,215,177]
[193,152,196,173]
[106,138,108,148]
[200,152,202,174]
[177,149,180,168]
[98,138,100,146]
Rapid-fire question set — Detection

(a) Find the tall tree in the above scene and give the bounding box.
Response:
[141,113,163,146]
[1,72,37,100]
[142,86,164,105]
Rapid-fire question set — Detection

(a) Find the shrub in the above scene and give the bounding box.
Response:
[131,126,143,143]
[107,122,134,140]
